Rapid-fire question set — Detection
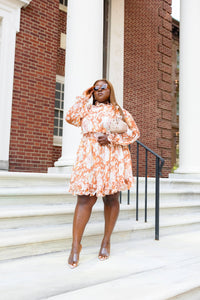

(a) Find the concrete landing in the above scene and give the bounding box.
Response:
[0,231,200,300]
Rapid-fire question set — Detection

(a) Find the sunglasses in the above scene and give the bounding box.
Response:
[94,83,108,91]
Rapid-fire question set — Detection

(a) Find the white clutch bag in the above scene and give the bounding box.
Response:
[109,118,128,134]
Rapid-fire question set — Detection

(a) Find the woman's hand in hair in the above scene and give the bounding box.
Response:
[83,86,94,99]
[97,134,110,146]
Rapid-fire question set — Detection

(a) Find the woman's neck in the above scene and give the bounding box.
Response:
[95,100,110,105]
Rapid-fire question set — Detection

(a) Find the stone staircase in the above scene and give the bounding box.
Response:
[0,172,200,261]
[0,171,200,299]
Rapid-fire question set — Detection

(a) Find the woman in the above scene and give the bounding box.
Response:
[65,79,140,268]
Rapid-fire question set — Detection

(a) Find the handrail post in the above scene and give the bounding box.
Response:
[155,157,160,240]
[136,142,139,221]
[145,149,148,222]
[127,189,130,205]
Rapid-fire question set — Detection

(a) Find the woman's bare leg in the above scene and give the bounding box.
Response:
[68,194,97,267]
[99,192,120,260]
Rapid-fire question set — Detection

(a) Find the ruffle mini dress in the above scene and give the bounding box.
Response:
[65,96,140,197]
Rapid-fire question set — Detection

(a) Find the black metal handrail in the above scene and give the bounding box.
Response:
[120,141,165,241]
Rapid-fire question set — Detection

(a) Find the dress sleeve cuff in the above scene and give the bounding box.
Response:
[107,133,118,145]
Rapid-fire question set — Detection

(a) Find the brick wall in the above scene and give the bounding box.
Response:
[9,0,59,172]
[124,0,172,177]
[56,9,67,76]
[52,146,62,165]
[9,0,172,175]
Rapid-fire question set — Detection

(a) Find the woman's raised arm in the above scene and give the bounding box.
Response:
[65,86,94,127]
[65,96,89,127]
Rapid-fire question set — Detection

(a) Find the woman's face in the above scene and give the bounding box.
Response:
[93,80,111,103]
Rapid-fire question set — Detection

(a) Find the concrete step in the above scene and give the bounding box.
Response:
[0,187,200,209]
[0,172,70,188]
[1,172,200,190]
[1,173,200,205]
[168,287,200,300]
[0,200,200,230]
[0,172,200,262]
[7,184,199,196]
[0,231,200,300]
[0,188,75,205]
[121,189,200,203]
[1,213,200,261]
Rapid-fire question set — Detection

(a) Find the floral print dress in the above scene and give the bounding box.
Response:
[65,96,140,197]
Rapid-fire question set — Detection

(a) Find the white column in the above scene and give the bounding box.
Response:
[174,0,200,178]
[108,0,124,108]
[51,0,104,173]
[0,0,32,171]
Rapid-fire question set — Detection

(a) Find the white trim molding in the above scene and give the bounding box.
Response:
[60,32,66,49]
[19,0,32,8]
[59,4,67,13]
[0,0,32,170]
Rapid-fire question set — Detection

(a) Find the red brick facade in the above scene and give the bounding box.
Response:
[52,145,62,166]
[10,0,60,172]
[9,0,172,177]
[56,9,67,77]
[124,0,172,177]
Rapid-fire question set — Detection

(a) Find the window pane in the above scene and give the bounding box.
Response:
[61,102,64,109]
[62,84,64,92]
[54,128,58,136]
[62,92,64,100]
[55,100,60,108]
[176,50,179,71]
[55,110,58,117]
[56,82,61,90]
[59,128,63,136]
[176,90,179,116]
[59,0,68,6]
[54,119,58,126]
[55,91,60,99]
[59,120,63,127]
[60,111,63,119]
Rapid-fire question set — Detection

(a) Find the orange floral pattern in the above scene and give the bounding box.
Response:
[65,96,140,197]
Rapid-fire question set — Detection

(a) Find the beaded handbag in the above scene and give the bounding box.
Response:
[109,118,128,134]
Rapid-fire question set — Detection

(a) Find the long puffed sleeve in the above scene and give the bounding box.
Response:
[65,96,90,127]
[107,109,140,146]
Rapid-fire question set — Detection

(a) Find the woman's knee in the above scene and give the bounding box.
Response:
[77,194,97,207]
[103,192,119,206]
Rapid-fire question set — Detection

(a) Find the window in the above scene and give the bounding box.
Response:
[176,85,179,116]
[59,0,68,6]
[54,76,64,146]
[59,0,67,12]
[176,50,179,71]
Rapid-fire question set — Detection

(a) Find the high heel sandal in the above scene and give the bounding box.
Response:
[68,244,82,269]
[98,244,110,261]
